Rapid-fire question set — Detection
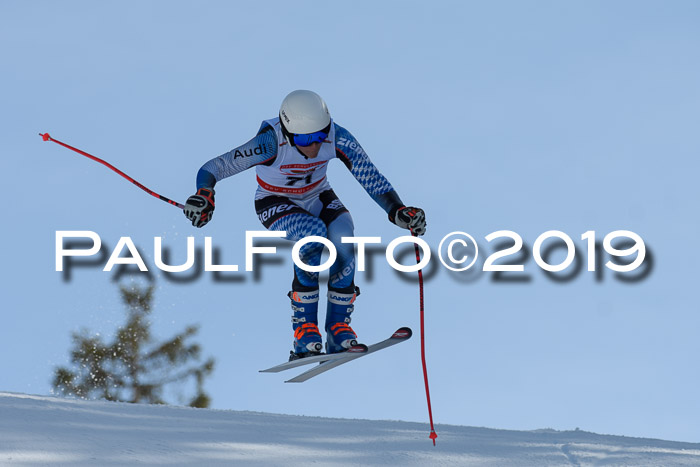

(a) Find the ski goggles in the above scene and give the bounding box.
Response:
[292,127,330,147]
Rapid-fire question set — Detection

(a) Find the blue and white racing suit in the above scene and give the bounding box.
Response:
[196,117,405,294]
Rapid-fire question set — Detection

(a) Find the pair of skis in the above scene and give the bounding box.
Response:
[260,327,412,382]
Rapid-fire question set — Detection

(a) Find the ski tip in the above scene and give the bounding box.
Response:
[40,133,51,141]
[392,327,413,339]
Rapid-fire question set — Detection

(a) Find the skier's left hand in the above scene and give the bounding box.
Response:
[392,206,426,236]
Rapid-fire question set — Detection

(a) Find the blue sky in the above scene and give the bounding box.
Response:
[2,1,700,442]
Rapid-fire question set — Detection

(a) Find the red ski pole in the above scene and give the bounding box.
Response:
[413,231,438,445]
[39,133,185,209]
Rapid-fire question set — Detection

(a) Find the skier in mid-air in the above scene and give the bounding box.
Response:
[184,90,426,360]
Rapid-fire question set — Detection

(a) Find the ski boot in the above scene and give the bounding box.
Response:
[325,287,360,354]
[289,289,323,361]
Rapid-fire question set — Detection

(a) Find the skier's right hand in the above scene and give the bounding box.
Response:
[184,187,215,228]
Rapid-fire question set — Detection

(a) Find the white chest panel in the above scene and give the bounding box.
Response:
[255,118,335,198]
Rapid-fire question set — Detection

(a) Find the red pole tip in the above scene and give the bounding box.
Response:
[430,431,438,445]
[40,133,51,141]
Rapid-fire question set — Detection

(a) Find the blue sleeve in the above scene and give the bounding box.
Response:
[333,123,404,216]
[196,123,278,189]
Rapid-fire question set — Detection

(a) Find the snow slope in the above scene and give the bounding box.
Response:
[1,392,699,466]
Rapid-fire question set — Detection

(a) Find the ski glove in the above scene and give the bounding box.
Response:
[184,187,215,228]
[391,206,427,236]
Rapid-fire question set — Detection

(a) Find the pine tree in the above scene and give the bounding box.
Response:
[53,284,215,408]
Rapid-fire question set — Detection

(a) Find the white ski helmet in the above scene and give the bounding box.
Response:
[279,90,331,135]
